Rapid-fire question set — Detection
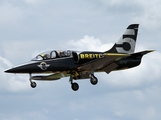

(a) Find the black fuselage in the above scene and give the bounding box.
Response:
[5,51,142,74]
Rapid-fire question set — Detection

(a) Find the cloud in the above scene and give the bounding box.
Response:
[0,54,30,92]
[68,35,113,51]
[0,3,23,26]
[24,0,48,5]
[2,40,50,63]
[100,0,161,30]
[132,0,161,30]
[0,55,12,67]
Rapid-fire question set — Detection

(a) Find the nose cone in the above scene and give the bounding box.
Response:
[5,66,25,73]
[4,61,39,73]
[5,68,13,73]
[5,67,20,73]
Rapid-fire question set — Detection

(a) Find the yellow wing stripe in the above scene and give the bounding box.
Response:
[103,53,130,57]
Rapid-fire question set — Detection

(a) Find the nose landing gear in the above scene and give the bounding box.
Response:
[30,81,37,88]
[69,76,79,91]
[29,73,37,88]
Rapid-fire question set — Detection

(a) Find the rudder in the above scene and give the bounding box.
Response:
[107,24,139,54]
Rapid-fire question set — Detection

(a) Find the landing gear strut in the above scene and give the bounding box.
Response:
[29,73,37,88]
[69,76,79,91]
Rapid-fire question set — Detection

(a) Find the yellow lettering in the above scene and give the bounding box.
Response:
[85,54,89,59]
[80,53,103,59]
[94,54,98,58]
[89,54,93,59]
[80,54,84,59]
[99,54,103,58]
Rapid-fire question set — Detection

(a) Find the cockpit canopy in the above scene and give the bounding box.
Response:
[32,50,72,61]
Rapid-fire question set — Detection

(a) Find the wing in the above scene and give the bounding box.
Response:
[77,53,130,74]
[31,72,70,81]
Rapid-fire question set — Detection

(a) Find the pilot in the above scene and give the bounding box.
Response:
[57,51,63,57]
[41,54,49,60]
[59,51,67,57]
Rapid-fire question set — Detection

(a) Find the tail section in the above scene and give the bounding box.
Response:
[131,50,154,58]
[107,24,139,54]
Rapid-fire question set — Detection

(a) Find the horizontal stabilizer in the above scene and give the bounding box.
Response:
[131,50,154,57]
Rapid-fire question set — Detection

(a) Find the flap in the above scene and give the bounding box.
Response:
[102,62,118,74]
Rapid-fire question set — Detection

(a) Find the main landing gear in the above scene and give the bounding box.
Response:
[29,73,37,88]
[69,74,98,91]
[90,74,98,85]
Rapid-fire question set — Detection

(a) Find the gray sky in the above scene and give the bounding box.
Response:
[1,0,161,120]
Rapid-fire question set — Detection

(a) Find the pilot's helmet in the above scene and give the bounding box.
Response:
[41,54,49,60]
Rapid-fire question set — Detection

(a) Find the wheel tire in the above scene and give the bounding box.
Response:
[90,76,98,85]
[71,83,79,91]
[30,82,37,88]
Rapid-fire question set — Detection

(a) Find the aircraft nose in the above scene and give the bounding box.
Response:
[5,68,12,73]
[4,61,42,73]
[4,61,37,73]
[5,67,22,73]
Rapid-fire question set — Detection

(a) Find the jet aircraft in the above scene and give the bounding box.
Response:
[5,24,153,91]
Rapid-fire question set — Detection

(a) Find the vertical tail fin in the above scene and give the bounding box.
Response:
[107,24,139,54]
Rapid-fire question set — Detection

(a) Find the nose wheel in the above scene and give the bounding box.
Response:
[30,81,37,88]
[29,73,37,88]
[69,76,79,91]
